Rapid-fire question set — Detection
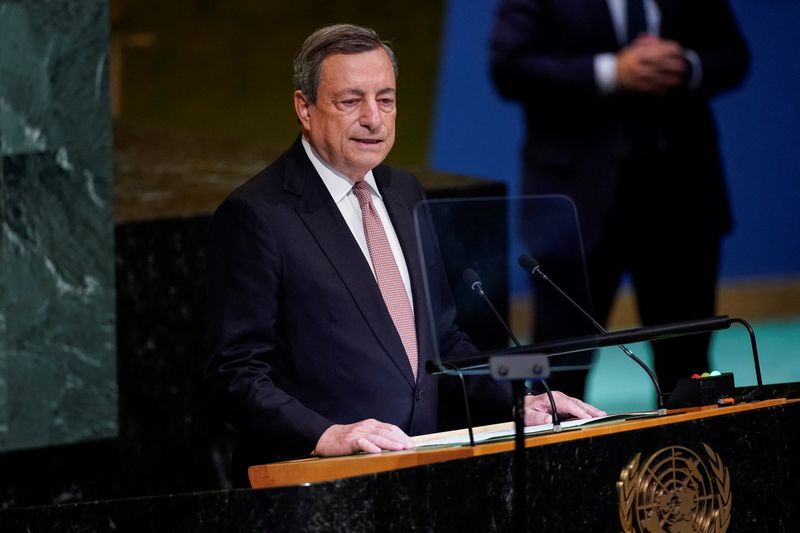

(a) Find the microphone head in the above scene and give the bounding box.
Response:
[462,268,482,291]
[518,253,540,273]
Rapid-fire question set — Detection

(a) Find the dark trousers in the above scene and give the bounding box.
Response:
[528,154,723,399]
[585,225,720,395]
[585,153,722,395]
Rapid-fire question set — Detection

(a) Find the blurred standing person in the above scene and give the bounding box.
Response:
[490,0,749,396]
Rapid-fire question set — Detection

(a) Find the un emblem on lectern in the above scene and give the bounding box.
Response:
[617,444,732,532]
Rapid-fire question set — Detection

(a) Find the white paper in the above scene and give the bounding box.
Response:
[414,411,658,448]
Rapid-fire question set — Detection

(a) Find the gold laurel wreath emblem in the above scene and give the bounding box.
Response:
[704,444,733,531]
[618,452,642,532]
[617,444,732,533]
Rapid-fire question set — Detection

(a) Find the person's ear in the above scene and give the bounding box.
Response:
[294,90,312,130]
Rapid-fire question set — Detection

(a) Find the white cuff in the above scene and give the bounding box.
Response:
[594,53,618,95]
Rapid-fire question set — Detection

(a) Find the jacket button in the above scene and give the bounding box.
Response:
[414,388,422,401]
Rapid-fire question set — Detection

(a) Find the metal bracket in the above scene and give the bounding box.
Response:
[489,354,550,381]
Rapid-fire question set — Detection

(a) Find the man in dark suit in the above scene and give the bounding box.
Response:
[207,23,604,482]
[491,0,750,396]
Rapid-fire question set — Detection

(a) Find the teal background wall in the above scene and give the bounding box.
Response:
[0,1,117,452]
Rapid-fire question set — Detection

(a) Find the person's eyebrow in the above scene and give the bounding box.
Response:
[334,89,365,99]
[334,87,396,98]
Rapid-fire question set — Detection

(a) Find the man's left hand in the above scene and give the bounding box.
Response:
[523,391,607,426]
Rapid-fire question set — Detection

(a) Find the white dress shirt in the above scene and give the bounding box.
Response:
[301,137,415,308]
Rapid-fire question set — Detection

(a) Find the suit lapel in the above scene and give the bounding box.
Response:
[286,141,416,388]
[591,0,622,50]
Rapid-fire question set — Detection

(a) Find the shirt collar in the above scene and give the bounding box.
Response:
[301,136,380,203]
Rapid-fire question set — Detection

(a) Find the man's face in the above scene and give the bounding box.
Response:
[295,48,396,181]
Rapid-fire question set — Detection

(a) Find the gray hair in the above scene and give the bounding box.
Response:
[293,24,398,103]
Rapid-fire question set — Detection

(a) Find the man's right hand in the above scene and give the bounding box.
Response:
[617,34,687,94]
[314,419,416,457]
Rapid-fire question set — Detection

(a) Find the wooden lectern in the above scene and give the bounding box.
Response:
[1,394,797,532]
[248,397,800,532]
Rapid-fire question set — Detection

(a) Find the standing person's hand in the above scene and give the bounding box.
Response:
[617,35,687,93]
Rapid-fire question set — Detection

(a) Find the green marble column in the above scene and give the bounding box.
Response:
[0,1,116,451]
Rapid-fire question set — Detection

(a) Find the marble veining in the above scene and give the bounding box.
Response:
[0,0,117,452]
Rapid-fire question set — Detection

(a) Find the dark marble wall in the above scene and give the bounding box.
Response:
[0,217,230,509]
[0,1,116,452]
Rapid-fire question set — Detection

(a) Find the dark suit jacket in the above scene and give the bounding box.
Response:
[206,138,508,470]
[491,0,750,249]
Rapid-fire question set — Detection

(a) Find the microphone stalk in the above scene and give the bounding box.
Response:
[463,269,561,429]
[518,254,667,415]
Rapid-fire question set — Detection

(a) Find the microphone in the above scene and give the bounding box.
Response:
[463,268,521,347]
[517,254,666,414]
[463,268,561,429]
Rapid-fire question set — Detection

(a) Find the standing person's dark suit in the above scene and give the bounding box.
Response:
[491,0,750,396]
[207,24,605,484]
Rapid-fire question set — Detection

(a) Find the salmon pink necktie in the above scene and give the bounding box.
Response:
[352,180,419,381]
